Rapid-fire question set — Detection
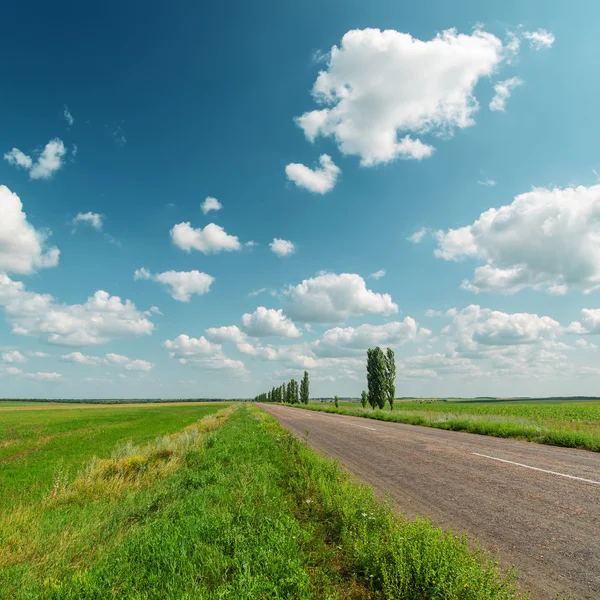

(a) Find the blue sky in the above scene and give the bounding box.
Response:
[2,0,600,398]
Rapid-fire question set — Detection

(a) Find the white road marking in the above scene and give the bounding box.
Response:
[341,421,377,431]
[472,453,600,485]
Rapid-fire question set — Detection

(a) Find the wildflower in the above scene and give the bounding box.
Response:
[361,512,367,517]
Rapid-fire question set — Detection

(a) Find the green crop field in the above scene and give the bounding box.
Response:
[0,402,525,599]
[306,400,600,451]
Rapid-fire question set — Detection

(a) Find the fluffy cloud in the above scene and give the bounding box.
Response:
[170,222,241,254]
[284,272,398,323]
[0,274,155,346]
[135,268,214,302]
[201,197,222,214]
[442,305,560,354]
[242,307,301,338]
[206,325,247,344]
[5,139,67,179]
[64,105,74,126]
[72,212,103,231]
[285,154,340,194]
[523,29,555,50]
[401,353,478,376]
[61,351,104,365]
[164,334,244,370]
[575,338,598,351]
[1,350,26,363]
[568,309,600,335]
[369,269,386,280]
[124,359,153,372]
[296,28,505,166]
[435,185,600,294]
[270,238,295,257]
[313,318,431,357]
[408,228,428,244]
[0,186,60,274]
[27,372,63,381]
[489,77,523,112]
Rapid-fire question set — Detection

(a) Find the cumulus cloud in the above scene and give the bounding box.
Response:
[164,334,244,371]
[201,197,223,214]
[61,351,104,365]
[0,186,60,274]
[285,154,340,194]
[1,350,27,363]
[270,238,295,257]
[408,228,428,244]
[105,353,130,365]
[575,338,598,351]
[489,77,523,112]
[435,185,600,294]
[523,29,555,50]
[72,212,103,231]
[296,27,505,166]
[369,269,386,280]
[242,307,301,338]
[134,268,214,302]
[64,105,74,126]
[27,372,63,381]
[0,274,155,346]
[5,139,67,180]
[124,359,153,372]
[170,222,241,253]
[284,272,398,324]
[568,309,600,335]
[206,325,247,344]
[313,318,431,357]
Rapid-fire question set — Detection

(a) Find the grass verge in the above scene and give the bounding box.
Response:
[1,405,525,599]
[294,403,600,452]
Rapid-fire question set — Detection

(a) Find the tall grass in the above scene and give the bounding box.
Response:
[299,402,600,452]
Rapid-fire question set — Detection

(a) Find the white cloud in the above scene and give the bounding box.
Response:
[249,288,267,297]
[135,268,214,302]
[270,238,295,257]
[478,179,496,187]
[201,197,223,214]
[408,228,428,244]
[206,325,247,344]
[64,105,74,126]
[575,338,598,351]
[72,212,103,231]
[435,184,600,294]
[296,27,505,166]
[26,372,63,381]
[568,309,600,335]
[1,350,26,363]
[313,318,431,357]
[61,351,104,365]
[242,306,301,338]
[105,353,130,365]
[0,186,60,274]
[164,334,244,371]
[523,29,555,50]
[5,366,23,376]
[489,77,523,112]
[0,274,155,346]
[369,269,386,280]
[29,351,49,358]
[284,272,398,323]
[124,359,153,372]
[285,154,340,194]
[170,222,241,254]
[4,139,67,180]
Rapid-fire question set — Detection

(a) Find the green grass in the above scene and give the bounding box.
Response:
[0,402,228,507]
[302,401,600,451]
[0,404,525,599]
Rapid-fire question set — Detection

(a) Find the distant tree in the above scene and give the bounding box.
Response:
[300,371,310,404]
[290,379,299,404]
[367,347,387,409]
[385,347,396,410]
[334,395,339,408]
[361,390,368,409]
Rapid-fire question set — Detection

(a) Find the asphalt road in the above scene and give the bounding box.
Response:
[258,404,600,600]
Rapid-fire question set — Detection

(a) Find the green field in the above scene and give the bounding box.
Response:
[0,401,228,507]
[306,400,600,451]
[0,402,524,599]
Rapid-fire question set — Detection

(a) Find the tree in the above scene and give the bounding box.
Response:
[300,371,310,404]
[361,390,368,409]
[366,347,387,409]
[385,347,396,410]
[334,395,339,408]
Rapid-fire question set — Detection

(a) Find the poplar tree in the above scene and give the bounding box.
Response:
[361,390,368,408]
[367,347,387,409]
[385,347,396,410]
[300,371,310,404]
[334,395,339,408]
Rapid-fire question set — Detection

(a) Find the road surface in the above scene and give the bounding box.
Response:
[258,404,600,600]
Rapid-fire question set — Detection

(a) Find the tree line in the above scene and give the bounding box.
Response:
[253,370,310,404]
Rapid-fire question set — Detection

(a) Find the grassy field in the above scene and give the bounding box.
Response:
[0,402,525,599]
[303,400,600,451]
[0,401,229,507]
